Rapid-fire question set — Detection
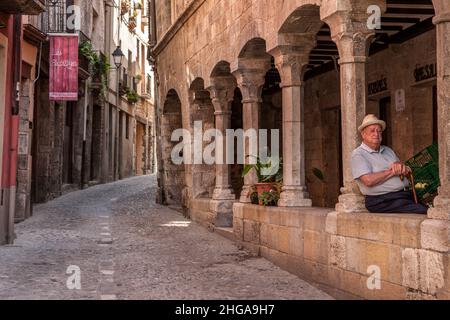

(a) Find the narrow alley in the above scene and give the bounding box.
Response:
[0,175,332,300]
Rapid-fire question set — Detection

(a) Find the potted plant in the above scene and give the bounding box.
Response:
[242,156,282,205]
[125,87,139,104]
[259,189,280,207]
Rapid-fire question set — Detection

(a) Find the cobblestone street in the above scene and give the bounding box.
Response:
[0,175,332,300]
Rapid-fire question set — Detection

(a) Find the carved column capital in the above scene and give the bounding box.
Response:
[272,51,310,87]
[269,33,317,87]
[432,0,450,24]
[233,68,266,103]
[323,11,376,62]
[207,76,236,114]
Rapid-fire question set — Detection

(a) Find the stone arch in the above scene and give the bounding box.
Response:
[209,61,243,201]
[210,61,233,78]
[261,60,283,158]
[188,78,216,199]
[272,3,342,208]
[238,37,269,60]
[278,4,323,34]
[161,89,186,206]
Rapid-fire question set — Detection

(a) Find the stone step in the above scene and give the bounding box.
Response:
[214,227,235,242]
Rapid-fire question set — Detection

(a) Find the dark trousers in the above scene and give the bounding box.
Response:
[365,190,428,214]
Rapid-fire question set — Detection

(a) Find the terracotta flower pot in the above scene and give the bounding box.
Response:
[255,182,276,205]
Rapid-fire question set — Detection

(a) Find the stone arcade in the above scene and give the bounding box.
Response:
[152,0,450,299]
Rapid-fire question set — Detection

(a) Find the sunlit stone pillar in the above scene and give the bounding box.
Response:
[428,1,450,221]
[208,78,236,201]
[233,62,269,203]
[324,12,376,212]
[270,36,315,207]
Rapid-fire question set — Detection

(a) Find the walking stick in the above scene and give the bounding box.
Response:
[400,172,418,204]
[408,173,419,204]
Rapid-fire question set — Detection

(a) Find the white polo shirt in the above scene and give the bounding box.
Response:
[351,143,409,196]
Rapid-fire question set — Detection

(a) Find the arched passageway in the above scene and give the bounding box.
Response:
[188,78,216,199]
[161,89,186,206]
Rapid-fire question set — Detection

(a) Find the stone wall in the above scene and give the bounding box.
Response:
[118,110,134,179]
[90,103,103,181]
[304,70,341,208]
[233,204,449,299]
[16,77,33,221]
[188,90,215,199]
[33,77,64,203]
[367,30,436,160]
[161,109,185,205]
[135,120,145,175]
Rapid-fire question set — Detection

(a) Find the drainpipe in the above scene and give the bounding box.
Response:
[6,14,22,244]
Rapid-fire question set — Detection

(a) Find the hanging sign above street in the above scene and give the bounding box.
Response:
[49,34,79,101]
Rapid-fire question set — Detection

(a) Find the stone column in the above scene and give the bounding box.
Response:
[324,13,375,213]
[207,77,236,227]
[428,1,450,222]
[233,64,269,203]
[270,36,315,207]
[208,78,236,201]
[418,1,450,258]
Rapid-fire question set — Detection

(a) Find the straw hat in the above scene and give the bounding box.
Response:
[358,114,386,133]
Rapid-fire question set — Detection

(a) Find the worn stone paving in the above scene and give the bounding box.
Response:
[0,175,332,300]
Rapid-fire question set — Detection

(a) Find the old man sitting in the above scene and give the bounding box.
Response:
[351,114,428,214]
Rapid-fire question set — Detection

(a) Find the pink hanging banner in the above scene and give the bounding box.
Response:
[49,34,79,101]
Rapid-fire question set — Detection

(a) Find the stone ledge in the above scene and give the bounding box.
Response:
[233,203,331,229]
[335,212,426,248]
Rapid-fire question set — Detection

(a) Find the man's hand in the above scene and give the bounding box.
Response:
[390,162,411,176]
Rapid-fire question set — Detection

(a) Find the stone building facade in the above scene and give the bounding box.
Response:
[30,0,155,200]
[0,0,45,244]
[152,0,450,299]
[0,0,156,237]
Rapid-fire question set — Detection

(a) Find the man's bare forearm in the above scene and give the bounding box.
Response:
[360,170,395,188]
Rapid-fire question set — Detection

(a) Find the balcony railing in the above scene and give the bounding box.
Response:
[40,0,68,34]
[0,0,45,15]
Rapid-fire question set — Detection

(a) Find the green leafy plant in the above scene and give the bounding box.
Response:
[79,41,110,99]
[79,41,99,66]
[125,87,139,104]
[259,189,280,207]
[242,156,283,183]
[135,74,142,82]
[98,56,111,78]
